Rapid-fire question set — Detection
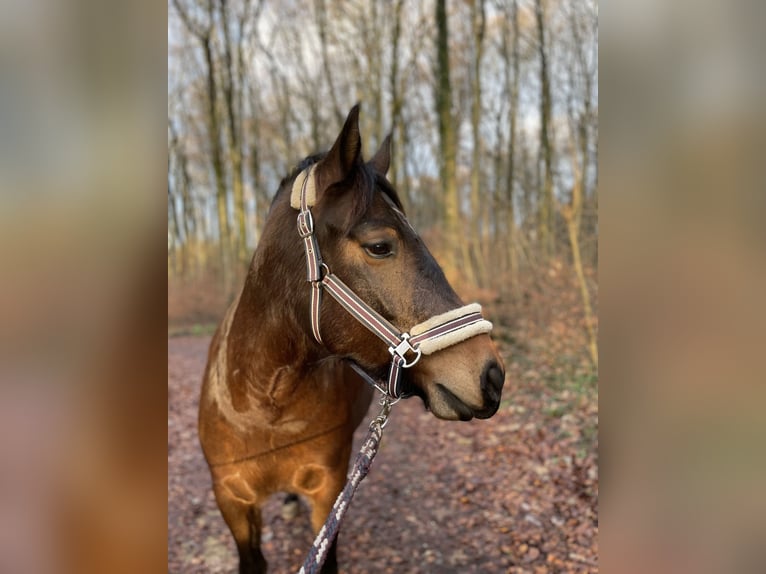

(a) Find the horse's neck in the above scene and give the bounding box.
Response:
[208,280,320,434]
[225,243,319,392]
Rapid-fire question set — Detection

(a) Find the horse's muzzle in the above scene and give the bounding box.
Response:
[429,359,505,421]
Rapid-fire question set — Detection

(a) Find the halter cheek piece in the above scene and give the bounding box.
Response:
[291,165,493,400]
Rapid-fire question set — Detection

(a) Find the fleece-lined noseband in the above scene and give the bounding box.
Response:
[291,164,493,399]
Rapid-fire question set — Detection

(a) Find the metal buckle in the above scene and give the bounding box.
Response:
[388,333,422,368]
[370,396,394,430]
[297,210,314,238]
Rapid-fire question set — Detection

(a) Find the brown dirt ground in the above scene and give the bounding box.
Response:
[168,330,598,574]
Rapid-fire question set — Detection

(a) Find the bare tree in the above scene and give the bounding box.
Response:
[389,0,406,198]
[167,0,599,354]
[314,0,344,126]
[469,0,487,285]
[561,0,598,367]
[172,0,231,280]
[535,0,555,261]
[435,0,460,277]
[217,0,252,263]
[505,0,521,291]
[168,118,195,244]
[561,140,597,368]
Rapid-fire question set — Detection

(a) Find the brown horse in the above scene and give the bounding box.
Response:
[198,105,506,574]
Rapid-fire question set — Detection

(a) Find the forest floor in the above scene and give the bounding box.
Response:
[168,275,598,573]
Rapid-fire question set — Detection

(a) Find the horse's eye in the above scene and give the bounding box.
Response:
[363,242,394,259]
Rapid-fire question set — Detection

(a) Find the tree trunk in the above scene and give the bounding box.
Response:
[389,0,405,196]
[168,117,198,276]
[248,77,267,244]
[506,0,520,293]
[218,0,247,264]
[535,0,555,261]
[562,181,598,370]
[469,0,487,286]
[172,0,232,282]
[563,1,597,369]
[315,0,344,126]
[168,118,194,243]
[371,1,384,148]
[202,35,231,272]
[435,0,459,278]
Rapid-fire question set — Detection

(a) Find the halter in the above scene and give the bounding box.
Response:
[291,165,493,400]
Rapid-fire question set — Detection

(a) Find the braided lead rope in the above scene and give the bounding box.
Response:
[298,400,391,574]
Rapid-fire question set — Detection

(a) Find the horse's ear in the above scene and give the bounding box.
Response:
[369,133,392,176]
[315,104,363,191]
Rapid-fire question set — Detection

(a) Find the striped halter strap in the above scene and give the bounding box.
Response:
[291,164,493,400]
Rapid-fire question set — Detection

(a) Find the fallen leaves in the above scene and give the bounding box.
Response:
[169,271,599,573]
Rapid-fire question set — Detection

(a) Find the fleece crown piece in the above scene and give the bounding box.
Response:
[290,166,317,209]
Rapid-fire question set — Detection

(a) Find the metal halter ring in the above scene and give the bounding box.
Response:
[388,333,422,368]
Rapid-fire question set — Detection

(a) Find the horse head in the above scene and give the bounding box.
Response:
[273,105,506,420]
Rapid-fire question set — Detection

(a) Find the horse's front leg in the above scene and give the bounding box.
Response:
[213,478,267,574]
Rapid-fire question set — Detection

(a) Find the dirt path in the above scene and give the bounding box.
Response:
[168,335,598,573]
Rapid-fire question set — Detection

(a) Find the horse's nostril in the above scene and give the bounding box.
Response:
[473,361,505,418]
[481,361,505,401]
